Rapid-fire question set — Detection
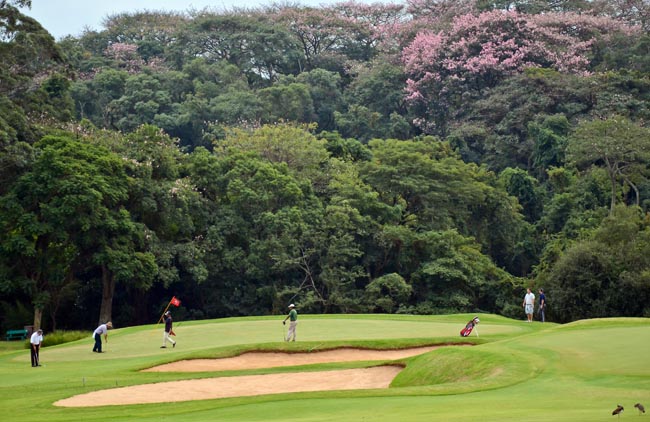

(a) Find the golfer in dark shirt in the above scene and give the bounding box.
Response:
[161,311,176,348]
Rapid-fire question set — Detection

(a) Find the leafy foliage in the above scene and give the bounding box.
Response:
[2,1,650,329]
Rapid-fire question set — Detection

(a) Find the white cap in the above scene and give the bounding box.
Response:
[288,304,295,308]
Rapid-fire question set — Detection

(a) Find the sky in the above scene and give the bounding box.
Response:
[21,0,340,40]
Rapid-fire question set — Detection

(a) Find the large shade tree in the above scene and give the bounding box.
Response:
[567,116,650,213]
[0,133,154,328]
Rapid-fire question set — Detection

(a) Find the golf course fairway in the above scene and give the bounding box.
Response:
[1,314,648,421]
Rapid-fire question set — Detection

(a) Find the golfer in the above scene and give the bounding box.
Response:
[283,304,298,342]
[538,288,546,323]
[523,288,535,323]
[161,311,176,348]
[30,329,43,367]
[92,321,112,353]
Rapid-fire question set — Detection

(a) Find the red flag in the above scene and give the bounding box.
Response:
[170,296,181,307]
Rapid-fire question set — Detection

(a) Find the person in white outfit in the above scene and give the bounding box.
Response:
[30,329,43,367]
[523,288,535,322]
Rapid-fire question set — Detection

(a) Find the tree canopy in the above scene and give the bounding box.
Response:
[2,0,650,331]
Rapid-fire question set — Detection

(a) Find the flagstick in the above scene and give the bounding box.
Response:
[157,300,173,324]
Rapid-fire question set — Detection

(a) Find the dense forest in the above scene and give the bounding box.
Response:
[2,0,650,333]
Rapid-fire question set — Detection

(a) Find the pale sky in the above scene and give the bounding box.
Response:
[22,0,341,40]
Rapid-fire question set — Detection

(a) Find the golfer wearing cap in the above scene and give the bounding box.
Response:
[30,329,43,367]
[161,311,176,348]
[92,321,112,353]
[282,304,298,342]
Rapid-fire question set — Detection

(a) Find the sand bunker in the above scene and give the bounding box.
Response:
[144,345,440,372]
[56,346,442,407]
[55,366,403,407]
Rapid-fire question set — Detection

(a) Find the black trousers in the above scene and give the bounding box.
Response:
[93,333,102,352]
[31,345,40,367]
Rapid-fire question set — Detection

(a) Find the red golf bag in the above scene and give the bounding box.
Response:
[460,316,480,337]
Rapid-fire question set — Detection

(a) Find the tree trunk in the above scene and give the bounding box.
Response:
[33,307,42,331]
[609,170,617,214]
[605,159,618,214]
[99,264,116,325]
[49,300,59,332]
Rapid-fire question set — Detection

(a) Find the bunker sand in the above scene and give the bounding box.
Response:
[55,346,440,407]
[55,366,403,407]
[144,345,440,372]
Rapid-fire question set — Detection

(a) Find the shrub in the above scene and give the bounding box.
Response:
[23,330,91,349]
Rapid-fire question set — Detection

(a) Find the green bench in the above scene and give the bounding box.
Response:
[5,329,28,341]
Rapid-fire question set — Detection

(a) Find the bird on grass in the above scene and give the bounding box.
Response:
[613,405,624,417]
[634,403,645,415]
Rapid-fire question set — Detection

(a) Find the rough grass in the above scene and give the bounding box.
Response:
[0,313,648,422]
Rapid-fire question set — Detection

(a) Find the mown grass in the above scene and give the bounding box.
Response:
[0,313,647,422]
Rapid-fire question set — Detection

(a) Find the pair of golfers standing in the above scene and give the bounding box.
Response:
[282,304,298,341]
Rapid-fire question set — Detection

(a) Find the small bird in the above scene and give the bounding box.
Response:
[613,404,624,417]
[635,403,646,414]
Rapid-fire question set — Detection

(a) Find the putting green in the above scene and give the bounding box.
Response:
[11,316,521,363]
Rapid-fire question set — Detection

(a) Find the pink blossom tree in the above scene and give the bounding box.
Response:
[402,10,640,133]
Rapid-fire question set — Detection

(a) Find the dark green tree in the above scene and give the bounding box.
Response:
[568,116,650,213]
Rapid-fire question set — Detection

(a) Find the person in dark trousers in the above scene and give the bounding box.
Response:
[30,329,43,367]
[161,311,176,348]
[538,288,546,323]
[92,321,112,353]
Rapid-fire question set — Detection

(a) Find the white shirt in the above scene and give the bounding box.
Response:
[30,332,43,345]
[524,292,535,305]
[94,324,108,336]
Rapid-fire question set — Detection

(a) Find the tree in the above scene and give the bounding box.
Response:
[567,116,650,213]
[175,13,301,82]
[216,123,330,190]
[589,0,650,31]
[269,5,360,71]
[0,133,144,328]
[364,273,412,313]
[0,2,62,99]
[402,10,639,135]
[499,167,543,222]
[401,229,518,314]
[529,113,569,178]
[296,69,344,132]
[258,82,315,123]
[188,146,325,316]
[330,1,406,61]
[539,205,650,322]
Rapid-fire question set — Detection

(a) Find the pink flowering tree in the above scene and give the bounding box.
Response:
[104,42,146,73]
[402,10,640,134]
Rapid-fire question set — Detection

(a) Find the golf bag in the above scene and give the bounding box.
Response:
[460,316,480,337]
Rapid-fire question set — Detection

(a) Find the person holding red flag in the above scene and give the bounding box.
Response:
[161,311,176,349]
